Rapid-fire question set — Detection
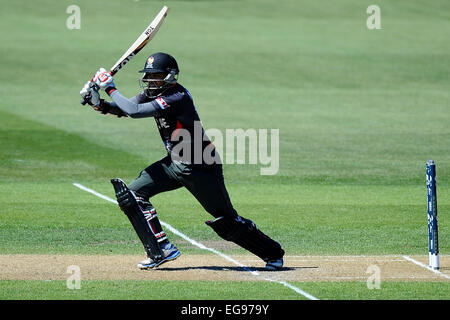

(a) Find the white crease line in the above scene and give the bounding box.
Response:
[402,255,450,280]
[240,258,406,262]
[286,255,405,258]
[73,182,319,300]
[240,258,354,262]
[73,183,116,203]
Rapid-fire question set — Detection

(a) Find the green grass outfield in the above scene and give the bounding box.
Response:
[0,0,449,300]
[1,280,449,300]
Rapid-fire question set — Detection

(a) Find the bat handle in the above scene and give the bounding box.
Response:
[81,99,87,105]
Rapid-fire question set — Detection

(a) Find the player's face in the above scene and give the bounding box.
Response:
[143,72,166,89]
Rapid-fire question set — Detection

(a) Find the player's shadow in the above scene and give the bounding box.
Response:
[155,265,313,272]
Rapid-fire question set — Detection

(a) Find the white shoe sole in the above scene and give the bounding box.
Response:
[138,251,181,270]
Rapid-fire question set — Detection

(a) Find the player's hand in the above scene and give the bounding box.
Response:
[92,68,116,91]
[80,80,101,106]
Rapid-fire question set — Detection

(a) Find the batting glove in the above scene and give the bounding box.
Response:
[80,80,101,106]
[92,68,116,94]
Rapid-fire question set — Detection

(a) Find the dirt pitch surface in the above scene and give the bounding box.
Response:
[0,254,449,282]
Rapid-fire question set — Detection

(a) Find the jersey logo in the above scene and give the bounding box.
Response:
[156,97,170,109]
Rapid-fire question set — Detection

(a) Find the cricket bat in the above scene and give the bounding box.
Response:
[81,6,169,105]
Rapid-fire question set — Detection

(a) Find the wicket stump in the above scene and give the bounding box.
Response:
[426,159,439,270]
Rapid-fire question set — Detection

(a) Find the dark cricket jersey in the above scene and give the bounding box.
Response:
[106,84,217,165]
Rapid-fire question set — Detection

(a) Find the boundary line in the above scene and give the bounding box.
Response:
[402,255,450,280]
[73,182,319,300]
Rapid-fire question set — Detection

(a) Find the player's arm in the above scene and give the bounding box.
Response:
[87,93,157,118]
[107,90,159,118]
[89,68,160,118]
[95,99,129,117]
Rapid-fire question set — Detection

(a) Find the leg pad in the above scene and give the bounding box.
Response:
[111,178,164,261]
[206,216,284,262]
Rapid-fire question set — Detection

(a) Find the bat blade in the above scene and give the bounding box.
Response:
[110,6,169,75]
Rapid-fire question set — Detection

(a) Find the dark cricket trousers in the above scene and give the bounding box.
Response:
[128,155,284,262]
[128,155,239,226]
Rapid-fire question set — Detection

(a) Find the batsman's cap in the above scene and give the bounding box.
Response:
[139,52,179,74]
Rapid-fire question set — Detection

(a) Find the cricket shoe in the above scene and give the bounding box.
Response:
[137,243,181,270]
[265,258,284,271]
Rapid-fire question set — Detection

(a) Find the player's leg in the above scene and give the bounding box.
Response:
[133,195,181,269]
[128,163,178,247]
[114,156,182,269]
[111,178,164,262]
[206,216,285,270]
[179,163,285,270]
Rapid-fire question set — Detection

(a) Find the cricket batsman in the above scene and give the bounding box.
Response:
[80,52,285,270]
